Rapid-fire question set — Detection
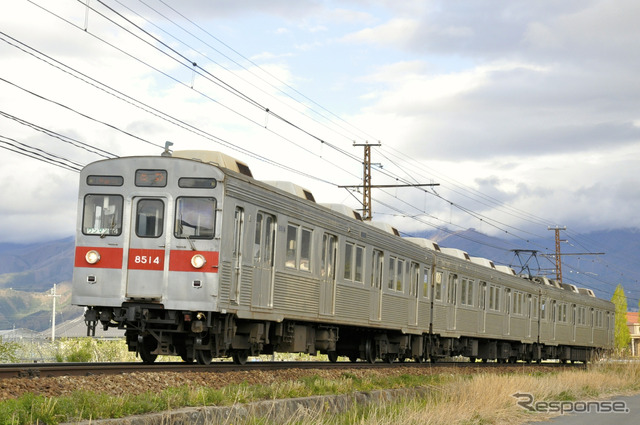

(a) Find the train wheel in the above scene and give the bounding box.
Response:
[232,350,249,365]
[364,339,375,364]
[196,350,212,365]
[327,351,339,363]
[138,336,158,364]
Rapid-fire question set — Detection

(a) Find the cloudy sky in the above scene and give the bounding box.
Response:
[1,0,639,256]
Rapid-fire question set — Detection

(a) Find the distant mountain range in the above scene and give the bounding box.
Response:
[417,227,640,304]
[0,228,638,330]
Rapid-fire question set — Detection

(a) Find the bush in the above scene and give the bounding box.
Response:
[0,337,19,363]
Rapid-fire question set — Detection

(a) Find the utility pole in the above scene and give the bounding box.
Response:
[353,142,381,221]
[548,226,567,282]
[344,142,439,221]
[48,284,61,342]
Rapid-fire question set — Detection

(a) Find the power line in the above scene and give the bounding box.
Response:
[0,135,82,172]
[6,2,638,295]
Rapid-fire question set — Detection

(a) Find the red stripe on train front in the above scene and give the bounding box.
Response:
[169,250,219,273]
[74,246,124,269]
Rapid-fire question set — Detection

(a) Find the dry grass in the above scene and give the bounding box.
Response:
[298,361,640,425]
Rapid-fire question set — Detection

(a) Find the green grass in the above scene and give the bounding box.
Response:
[0,372,450,425]
[3,342,640,425]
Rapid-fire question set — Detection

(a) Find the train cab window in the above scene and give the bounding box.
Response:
[82,194,123,236]
[174,197,215,239]
[136,199,164,238]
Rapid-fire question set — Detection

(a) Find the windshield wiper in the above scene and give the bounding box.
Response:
[100,216,116,239]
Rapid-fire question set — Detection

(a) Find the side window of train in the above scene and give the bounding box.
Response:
[82,194,124,236]
[285,224,313,272]
[488,285,501,311]
[371,250,384,289]
[434,271,443,301]
[479,282,487,310]
[343,241,364,283]
[541,298,547,320]
[595,310,603,327]
[532,296,539,319]
[136,199,164,238]
[447,274,457,304]
[253,212,276,264]
[422,267,430,299]
[396,259,405,292]
[460,278,474,307]
[512,291,524,315]
[174,197,216,239]
[387,257,396,290]
[386,257,406,293]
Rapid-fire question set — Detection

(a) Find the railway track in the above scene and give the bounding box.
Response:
[0,359,585,380]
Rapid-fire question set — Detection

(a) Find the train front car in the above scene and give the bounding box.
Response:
[72,152,227,364]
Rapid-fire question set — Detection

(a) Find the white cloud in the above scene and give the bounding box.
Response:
[1,0,640,246]
[341,18,419,47]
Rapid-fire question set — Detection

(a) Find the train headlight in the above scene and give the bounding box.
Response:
[85,250,101,264]
[191,254,206,269]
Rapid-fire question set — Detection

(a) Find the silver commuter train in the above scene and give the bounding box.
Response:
[72,150,614,364]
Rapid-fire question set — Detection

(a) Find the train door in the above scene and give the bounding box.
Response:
[572,304,577,342]
[527,295,532,338]
[504,289,511,336]
[408,262,420,326]
[252,212,275,308]
[590,308,595,344]
[126,197,168,299]
[479,282,487,333]
[447,274,457,330]
[320,233,337,315]
[370,249,384,321]
[551,301,557,341]
[230,207,244,304]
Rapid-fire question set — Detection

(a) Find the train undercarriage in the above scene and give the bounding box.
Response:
[84,305,598,365]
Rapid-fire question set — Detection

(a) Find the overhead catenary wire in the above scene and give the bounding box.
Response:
[0,135,82,172]
[3,1,637,298]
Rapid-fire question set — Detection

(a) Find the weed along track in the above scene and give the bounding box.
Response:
[0,360,583,400]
